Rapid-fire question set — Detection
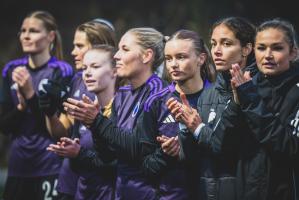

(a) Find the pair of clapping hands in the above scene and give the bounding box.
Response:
[12,66,35,111]
[159,64,252,157]
[47,95,99,157]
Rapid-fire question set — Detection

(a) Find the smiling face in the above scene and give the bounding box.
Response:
[165,39,204,83]
[255,28,297,76]
[71,30,91,69]
[210,24,245,71]
[113,32,145,79]
[19,17,54,55]
[82,50,115,94]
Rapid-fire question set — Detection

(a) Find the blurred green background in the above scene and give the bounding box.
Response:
[0,0,298,196]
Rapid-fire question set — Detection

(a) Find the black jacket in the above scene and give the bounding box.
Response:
[236,63,299,200]
[179,64,258,200]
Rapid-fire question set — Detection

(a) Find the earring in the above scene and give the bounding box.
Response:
[50,43,54,51]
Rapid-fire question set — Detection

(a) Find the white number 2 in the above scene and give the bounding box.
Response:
[42,179,58,200]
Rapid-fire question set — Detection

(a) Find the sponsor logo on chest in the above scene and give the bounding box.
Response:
[132,101,141,118]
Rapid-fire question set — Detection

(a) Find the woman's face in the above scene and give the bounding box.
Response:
[255,28,296,76]
[210,24,245,71]
[71,30,91,69]
[82,50,115,94]
[165,39,204,83]
[19,17,54,55]
[114,32,145,79]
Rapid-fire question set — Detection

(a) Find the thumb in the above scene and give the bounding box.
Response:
[93,96,99,108]
[16,88,23,99]
[231,78,236,90]
[82,94,92,104]
[244,71,252,81]
[180,93,191,111]
[60,137,74,145]
[74,138,80,144]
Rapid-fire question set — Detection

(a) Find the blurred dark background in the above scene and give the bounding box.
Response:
[0,0,298,194]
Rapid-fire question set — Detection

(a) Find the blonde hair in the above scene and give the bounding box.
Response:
[26,10,63,60]
[127,27,164,69]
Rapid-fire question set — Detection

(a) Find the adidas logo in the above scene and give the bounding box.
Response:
[163,114,175,123]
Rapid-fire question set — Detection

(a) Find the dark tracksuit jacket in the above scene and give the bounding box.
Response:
[89,80,208,199]
[179,64,258,200]
[90,74,166,200]
[234,63,299,200]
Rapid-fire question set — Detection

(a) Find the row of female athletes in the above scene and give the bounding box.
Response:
[1,9,299,200]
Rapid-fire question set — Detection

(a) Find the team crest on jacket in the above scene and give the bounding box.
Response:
[38,78,49,93]
[208,108,216,123]
[132,101,140,117]
[80,125,87,132]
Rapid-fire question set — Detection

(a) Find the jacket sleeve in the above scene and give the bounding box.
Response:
[141,147,177,178]
[71,146,116,171]
[90,98,176,178]
[138,102,178,178]
[0,76,26,134]
[89,102,156,162]
[180,98,242,156]
[237,80,299,158]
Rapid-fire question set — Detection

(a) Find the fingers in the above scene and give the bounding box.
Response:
[231,64,242,84]
[74,138,80,144]
[60,137,75,145]
[161,137,180,157]
[16,88,24,101]
[166,97,176,108]
[16,88,26,111]
[65,108,89,121]
[82,94,92,104]
[180,93,192,113]
[47,144,65,155]
[167,98,180,111]
[230,63,247,87]
[166,99,184,121]
[82,94,99,109]
[230,77,237,90]
[12,71,23,83]
[12,67,30,84]
[93,96,99,107]
[63,101,85,114]
[244,71,252,81]
[171,104,182,116]
[156,135,170,143]
[66,98,86,108]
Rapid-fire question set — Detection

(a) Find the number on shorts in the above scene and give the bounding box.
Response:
[42,179,58,200]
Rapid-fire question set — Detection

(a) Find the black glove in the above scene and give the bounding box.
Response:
[38,80,69,116]
[38,91,57,116]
